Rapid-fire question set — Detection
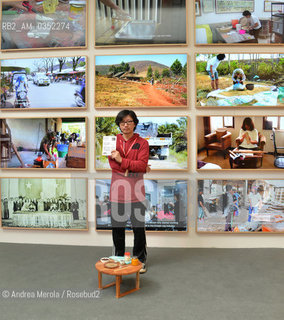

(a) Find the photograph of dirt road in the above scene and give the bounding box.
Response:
[196,54,284,107]
[95,116,188,170]
[95,54,187,108]
[197,179,284,233]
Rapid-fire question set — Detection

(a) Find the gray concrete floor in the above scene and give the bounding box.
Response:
[0,243,283,320]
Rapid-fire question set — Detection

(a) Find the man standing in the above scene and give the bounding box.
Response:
[206,54,226,90]
[224,185,237,232]
[108,110,150,273]
[242,10,262,43]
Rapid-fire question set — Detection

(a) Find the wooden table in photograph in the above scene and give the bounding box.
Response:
[95,261,142,298]
[216,29,256,43]
[229,149,264,169]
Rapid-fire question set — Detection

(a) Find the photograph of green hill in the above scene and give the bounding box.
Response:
[95,54,187,108]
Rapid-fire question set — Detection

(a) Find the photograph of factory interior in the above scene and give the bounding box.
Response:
[195,0,284,44]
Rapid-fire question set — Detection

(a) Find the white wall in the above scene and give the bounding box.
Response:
[0,0,283,249]
[7,119,46,149]
[196,0,277,25]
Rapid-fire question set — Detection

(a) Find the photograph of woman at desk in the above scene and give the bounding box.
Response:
[195,0,284,45]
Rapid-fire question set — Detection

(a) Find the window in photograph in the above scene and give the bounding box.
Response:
[210,116,234,132]
[265,116,284,130]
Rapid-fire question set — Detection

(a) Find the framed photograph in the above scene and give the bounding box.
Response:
[1,0,87,51]
[196,53,284,107]
[264,1,283,12]
[0,117,87,170]
[1,178,88,230]
[1,56,87,110]
[95,116,189,171]
[197,179,284,233]
[96,179,188,232]
[215,0,254,14]
[95,0,187,47]
[202,0,214,13]
[195,0,284,45]
[196,115,284,171]
[195,1,201,16]
[95,54,188,108]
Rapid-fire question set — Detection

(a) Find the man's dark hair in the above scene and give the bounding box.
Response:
[217,54,226,61]
[226,185,232,192]
[243,10,251,17]
[115,109,139,130]
[47,131,56,139]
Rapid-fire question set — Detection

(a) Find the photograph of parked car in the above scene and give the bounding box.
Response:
[0,56,86,110]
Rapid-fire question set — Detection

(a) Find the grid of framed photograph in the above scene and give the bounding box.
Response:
[0,0,283,239]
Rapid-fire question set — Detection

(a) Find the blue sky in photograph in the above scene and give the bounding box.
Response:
[96,54,187,67]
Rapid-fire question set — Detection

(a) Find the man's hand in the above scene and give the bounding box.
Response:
[111,150,122,163]
[146,165,151,173]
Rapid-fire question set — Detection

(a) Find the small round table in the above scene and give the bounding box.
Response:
[95,261,142,298]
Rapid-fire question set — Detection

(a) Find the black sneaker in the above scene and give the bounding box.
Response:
[139,263,147,274]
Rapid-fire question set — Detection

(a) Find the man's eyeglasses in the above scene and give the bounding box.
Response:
[119,120,134,126]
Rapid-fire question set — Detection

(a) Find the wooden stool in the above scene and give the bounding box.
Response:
[95,261,142,298]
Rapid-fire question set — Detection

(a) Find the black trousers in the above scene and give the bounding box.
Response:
[111,201,147,263]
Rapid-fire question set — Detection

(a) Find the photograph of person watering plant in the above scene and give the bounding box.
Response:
[95,54,187,108]
[196,53,284,107]
[95,116,188,170]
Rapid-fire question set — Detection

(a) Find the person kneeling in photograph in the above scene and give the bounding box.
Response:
[232,68,246,91]
[108,110,150,274]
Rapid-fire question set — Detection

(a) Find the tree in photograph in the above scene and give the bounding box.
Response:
[47,58,55,74]
[182,63,187,77]
[171,59,182,75]
[72,57,82,71]
[124,63,130,72]
[58,57,67,72]
[41,58,50,73]
[147,65,153,78]
[154,69,160,79]
[95,118,120,155]
[162,68,170,78]
[109,65,117,74]
[130,66,136,74]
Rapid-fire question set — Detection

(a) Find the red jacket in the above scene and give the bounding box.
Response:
[108,133,149,203]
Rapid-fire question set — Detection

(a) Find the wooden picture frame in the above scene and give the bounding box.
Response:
[195,0,284,45]
[196,115,284,171]
[95,178,189,232]
[0,0,88,52]
[195,0,201,16]
[95,0,188,48]
[95,53,188,109]
[264,1,283,12]
[0,116,88,170]
[0,177,88,231]
[195,53,284,108]
[215,0,254,14]
[1,55,87,111]
[202,0,214,13]
[197,179,284,234]
[95,115,189,171]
